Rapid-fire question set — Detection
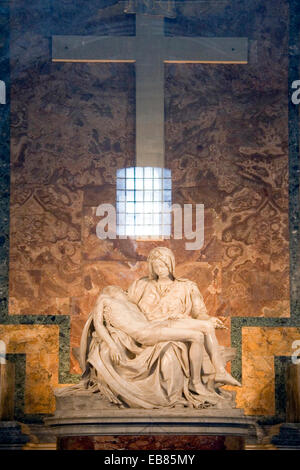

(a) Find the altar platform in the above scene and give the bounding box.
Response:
[44,394,258,450]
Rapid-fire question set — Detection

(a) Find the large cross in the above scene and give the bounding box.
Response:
[52,11,248,168]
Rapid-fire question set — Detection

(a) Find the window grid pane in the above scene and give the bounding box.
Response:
[116,167,172,238]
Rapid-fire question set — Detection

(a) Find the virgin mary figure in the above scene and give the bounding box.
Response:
[74,247,240,409]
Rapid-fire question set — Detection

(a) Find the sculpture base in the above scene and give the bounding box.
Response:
[44,394,258,451]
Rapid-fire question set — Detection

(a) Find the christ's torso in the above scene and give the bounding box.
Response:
[103,297,148,335]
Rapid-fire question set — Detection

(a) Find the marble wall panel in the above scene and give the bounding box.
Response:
[167,83,288,317]
[9,185,83,314]
[9,22,135,314]
[234,327,300,416]
[11,62,135,187]
[0,325,59,414]
[164,0,289,318]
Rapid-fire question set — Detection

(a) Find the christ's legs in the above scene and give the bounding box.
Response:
[188,340,207,395]
[134,327,217,397]
[166,318,241,387]
[160,327,206,393]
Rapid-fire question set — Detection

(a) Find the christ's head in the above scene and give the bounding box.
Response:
[102,285,128,301]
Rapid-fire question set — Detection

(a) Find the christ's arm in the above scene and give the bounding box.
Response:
[92,296,123,364]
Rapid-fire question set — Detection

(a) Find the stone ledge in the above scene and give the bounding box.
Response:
[45,407,257,439]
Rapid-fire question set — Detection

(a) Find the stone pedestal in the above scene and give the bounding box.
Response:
[45,394,258,451]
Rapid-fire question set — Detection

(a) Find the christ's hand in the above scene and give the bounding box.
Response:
[110,343,123,365]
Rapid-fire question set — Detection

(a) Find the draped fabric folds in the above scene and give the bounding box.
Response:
[79,313,208,408]
[73,277,212,408]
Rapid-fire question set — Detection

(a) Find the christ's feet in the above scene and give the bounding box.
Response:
[214,371,241,387]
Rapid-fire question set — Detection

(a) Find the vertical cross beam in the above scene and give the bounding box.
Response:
[135,15,165,167]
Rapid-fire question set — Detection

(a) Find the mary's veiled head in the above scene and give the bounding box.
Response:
[147,247,176,280]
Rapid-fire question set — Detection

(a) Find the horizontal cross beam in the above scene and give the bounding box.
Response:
[52,36,248,64]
